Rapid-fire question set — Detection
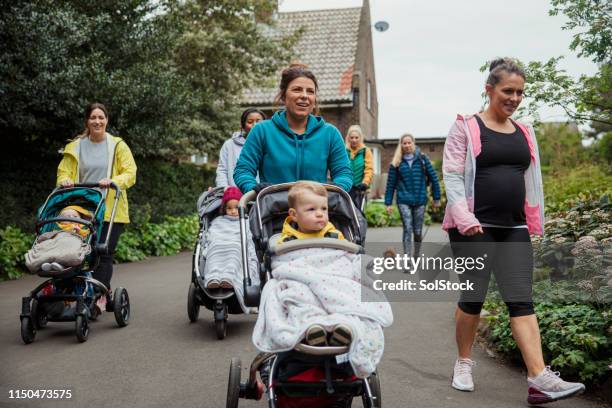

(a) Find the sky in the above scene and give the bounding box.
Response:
[279,0,597,139]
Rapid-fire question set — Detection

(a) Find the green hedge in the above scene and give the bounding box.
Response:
[364,200,434,228]
[0,147,214,230]
[0,227,32,281]
[483,289,611,383]
[0,214,199,281]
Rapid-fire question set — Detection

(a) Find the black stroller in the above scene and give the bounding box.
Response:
[187,187,257,339]
[226,183,381,408]
[20,183,130,344]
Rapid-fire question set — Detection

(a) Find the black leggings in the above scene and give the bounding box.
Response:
[93,222,125,290]
[448,227,534,317]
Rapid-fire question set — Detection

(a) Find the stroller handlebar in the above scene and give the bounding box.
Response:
[63,182,121,193]
[238,190,256,209]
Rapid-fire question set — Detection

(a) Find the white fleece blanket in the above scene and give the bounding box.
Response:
[252,248,393,378]
[202,215,259,313]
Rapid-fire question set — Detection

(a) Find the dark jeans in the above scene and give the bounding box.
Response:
[448,227,534,317]
[93,222,125,290]
[397,204,425,256]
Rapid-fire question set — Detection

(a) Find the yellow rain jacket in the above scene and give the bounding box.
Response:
[56,134,137,223]
[278,216,345,244]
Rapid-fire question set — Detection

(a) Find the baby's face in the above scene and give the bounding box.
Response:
[289,191,328,233]
[60,208,79,219]
[225,199,239,217]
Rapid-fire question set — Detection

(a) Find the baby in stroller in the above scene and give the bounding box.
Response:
[20,184,130,344]
[254,181,392,378]
[188,186,260,338]
[204,187,247,289]
[276,182,355,348]
[25,205,93,274]
[228,182,392,408]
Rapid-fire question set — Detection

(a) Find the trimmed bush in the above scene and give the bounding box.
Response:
[0,227,33,281]
[0,148,214,230]
[0,215,199,281]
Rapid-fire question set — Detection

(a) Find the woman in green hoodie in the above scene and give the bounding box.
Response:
[233,63,352,193]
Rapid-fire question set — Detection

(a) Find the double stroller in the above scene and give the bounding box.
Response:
[226,183,381,408]
[20,183,130,344]
[188,187,254,339]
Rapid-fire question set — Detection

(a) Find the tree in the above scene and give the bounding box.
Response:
[0,0,189,157]
[524,0,611,128]
[536,122,585,168]
[170,0,301,156]
[480,0,611,130]
[0,0,300,158]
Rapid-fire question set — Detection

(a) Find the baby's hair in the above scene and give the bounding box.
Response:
[288,181,327,209]
[486,57,526,87]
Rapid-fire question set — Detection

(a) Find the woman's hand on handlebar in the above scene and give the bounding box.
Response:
[60,179,74,188]
[463,225,483,236]
[99,178,113,188]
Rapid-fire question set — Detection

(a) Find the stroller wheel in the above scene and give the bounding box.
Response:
[226,358,241,408]
[215,318,227,340]
[20,316,36,344]
[31,299,48,329]
[113,287,130,327]
[75,315,89,343]
[187,282,200,322]
[362,371,381,408]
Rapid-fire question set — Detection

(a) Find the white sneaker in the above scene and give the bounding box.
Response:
[451,358,475,391]
[527,366,585,404]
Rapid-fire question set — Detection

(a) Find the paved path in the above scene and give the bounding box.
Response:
[0,226,605,407]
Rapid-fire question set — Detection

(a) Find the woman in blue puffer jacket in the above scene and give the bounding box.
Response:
[384,133,441,257]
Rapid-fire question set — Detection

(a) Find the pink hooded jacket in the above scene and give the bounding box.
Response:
[442,114,545,236]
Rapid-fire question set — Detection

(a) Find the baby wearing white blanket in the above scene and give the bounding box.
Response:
[252,182,393,378]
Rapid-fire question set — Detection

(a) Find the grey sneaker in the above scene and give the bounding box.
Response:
[527,366,585,404]
[451,358,475,391]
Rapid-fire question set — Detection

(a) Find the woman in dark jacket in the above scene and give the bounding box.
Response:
[384,133,440,257]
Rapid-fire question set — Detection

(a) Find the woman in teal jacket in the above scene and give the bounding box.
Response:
[233,63,352,193]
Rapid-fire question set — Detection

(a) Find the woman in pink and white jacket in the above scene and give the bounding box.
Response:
[443,58,584,404]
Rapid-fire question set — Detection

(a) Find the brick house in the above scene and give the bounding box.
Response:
[242,0,378,142]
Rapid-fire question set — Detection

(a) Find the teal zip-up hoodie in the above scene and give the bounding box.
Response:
[233,111,353,193]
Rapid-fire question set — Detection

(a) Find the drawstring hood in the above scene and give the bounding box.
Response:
[271,111,325,180]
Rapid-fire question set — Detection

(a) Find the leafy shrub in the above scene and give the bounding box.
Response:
[364,201,402,227]
[483,295,611,383]
[0,215,199,280]
[0,153,214,230]
[365,200,436,228]
[114,214,198,262]
[0,227,33,281]
[543,164,612,213]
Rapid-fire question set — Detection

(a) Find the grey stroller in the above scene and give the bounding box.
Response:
[226,183,381,408]
[188,187,258,339]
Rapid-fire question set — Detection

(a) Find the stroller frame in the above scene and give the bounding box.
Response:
[188,187,248,339]
[20,182,130,344]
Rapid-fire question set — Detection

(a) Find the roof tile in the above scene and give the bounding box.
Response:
[243,7,361,105]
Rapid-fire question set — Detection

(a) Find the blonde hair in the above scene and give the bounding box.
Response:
[345,125,364,149]
[391,133,416,167]
[288,181,327,209]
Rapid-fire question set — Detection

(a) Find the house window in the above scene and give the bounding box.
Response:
[429,144,435,152]
[366,80,372,111]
